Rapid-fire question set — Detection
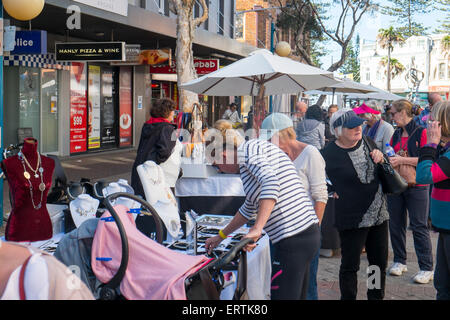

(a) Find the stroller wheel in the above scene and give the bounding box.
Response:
[99,286,117,300]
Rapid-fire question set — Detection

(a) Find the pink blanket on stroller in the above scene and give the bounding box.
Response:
[91,205,210,300]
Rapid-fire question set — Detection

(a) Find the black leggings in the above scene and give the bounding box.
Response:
[271,224,321,300]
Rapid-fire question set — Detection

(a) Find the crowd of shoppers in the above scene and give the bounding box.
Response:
[2,93,448,301]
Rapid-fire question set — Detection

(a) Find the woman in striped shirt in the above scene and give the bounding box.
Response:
[205,122,320,300]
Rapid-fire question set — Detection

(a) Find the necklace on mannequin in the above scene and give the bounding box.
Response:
[19,150,44,179]
[18,152,45,210]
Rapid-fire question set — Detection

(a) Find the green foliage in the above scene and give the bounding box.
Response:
[433,0,450,34]
[380,56,405,78]
[275,0,330,66]
[443,35,450,52]
[381,0,432,37]
[339,36,361,81]
[377,26,406,50]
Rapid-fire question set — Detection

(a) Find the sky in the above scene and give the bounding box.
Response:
[319,0,447,69]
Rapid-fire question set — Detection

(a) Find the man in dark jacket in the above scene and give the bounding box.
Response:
[131,98,177,198]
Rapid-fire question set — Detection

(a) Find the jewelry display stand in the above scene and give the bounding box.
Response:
[1,138,55,242]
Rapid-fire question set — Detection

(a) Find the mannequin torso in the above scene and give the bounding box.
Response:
[1,138,55,242]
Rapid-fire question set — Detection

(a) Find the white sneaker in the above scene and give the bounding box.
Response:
[320,249,333,258]
[389,262,408,276]
[413,270,434,284]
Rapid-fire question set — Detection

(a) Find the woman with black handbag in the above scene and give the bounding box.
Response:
[386,99,434,284]
[321,108,389,300]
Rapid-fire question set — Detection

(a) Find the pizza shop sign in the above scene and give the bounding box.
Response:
[150,59,220,75]
[55,42,126,61]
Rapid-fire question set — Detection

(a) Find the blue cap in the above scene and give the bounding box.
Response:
[259,113,294,140]
[332,110,366,129]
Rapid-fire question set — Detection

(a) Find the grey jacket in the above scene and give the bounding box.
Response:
[296,119,325,150]
[54,218,102,297]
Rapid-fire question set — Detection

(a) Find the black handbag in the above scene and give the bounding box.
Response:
[362,136,408,195]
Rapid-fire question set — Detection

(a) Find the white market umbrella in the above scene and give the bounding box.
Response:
[306,79,378,104]
[181,49,337,96]
[344,84,404,101]
[180,49,337,130]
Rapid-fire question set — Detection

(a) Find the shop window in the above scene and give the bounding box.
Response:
[40,69,59,154]
[19,67,41,144]
[235,13,244,39]
[218,0,225,35]
[230,0,235,38]
[439,63,445,80]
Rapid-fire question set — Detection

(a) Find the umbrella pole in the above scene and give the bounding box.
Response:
[253,84,266,135]
[332,88,336,105]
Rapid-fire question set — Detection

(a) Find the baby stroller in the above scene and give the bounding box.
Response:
[55,192,251,300]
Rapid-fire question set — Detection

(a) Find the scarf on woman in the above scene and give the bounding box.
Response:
[363,119,382,141]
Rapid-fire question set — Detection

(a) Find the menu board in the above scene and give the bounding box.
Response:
[88,65,101,149]
[70,62,87,154]
[100,69,117,148]
[119,66,133,147]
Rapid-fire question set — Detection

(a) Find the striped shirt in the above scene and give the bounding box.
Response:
[237,139,319,244]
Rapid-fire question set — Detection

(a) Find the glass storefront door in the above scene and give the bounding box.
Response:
[17,67,60,154]
[19,67,41,144]
[40,69,59,154]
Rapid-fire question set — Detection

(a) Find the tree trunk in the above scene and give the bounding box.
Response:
[171,0,208,113]
[387,46,391,92]
[253,82,266,134]
[176,5,199,113]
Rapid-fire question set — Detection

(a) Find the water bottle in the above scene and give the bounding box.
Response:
[385,143,396,157]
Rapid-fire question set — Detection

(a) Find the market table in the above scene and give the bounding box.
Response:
[175,172,246,216]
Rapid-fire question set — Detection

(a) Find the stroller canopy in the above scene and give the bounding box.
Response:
[91,205,210,300]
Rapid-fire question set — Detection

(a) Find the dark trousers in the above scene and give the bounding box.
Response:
[271,224,320,300]
[338,221,389,300]
[435,233,450,300]
[387,186,433,271]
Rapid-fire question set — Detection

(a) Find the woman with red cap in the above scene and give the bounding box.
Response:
[353,101,394,154]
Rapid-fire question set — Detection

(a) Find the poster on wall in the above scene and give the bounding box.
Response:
[101,69,117,148]
[88,65,101,149]
[119,67,132,147]
[70,62,87,154]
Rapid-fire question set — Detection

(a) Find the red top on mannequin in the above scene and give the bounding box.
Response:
[1,138,55,242]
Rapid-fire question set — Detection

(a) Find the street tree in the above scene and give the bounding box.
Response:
[433,0,450,34]
[377,26,405,92]
[339,35,361,82]
[381,0,431,37]
[277,1,375,105]
[169,0,208,113]
[379,56,405,80]
[308,0,375,105]
[275,0,329,67]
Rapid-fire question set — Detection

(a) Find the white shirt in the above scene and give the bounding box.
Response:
[229,111,241,124]
[292,145,328,205]
[222,109,232,120]
[1,250,49,300]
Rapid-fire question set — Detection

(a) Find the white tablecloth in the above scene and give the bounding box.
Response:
[175,173,245,197]
[1,233,65,255]
[219,234,271,300]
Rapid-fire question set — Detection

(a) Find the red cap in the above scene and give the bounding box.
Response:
[353,103,381,115]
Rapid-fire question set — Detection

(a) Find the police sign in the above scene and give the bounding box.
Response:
[10,30,47,55]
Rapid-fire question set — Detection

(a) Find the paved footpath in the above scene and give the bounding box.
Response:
[1,149,439,300]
